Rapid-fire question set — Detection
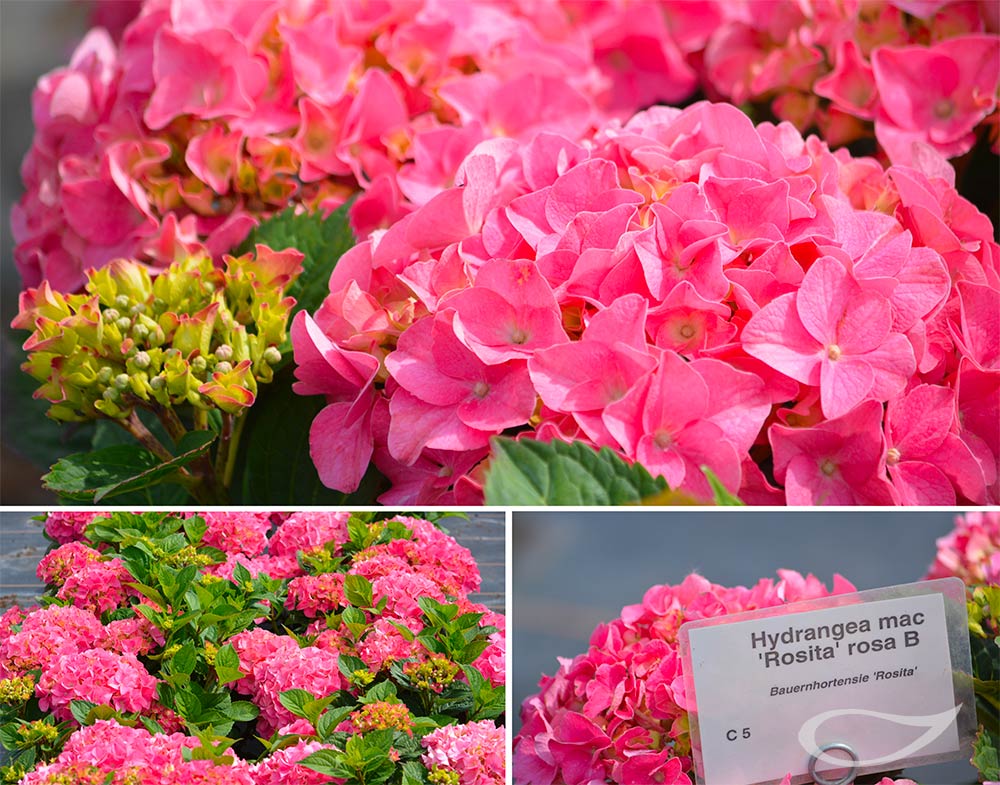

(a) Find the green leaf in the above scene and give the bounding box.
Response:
[361,681,398,704]
[337,654,368,681]
[973,727,1000,780]
[224,701,259,722]
[183,515,208,544]
[42,430,215,502]
[702,466,744,506]
[299,749,350,778]
[172,643,198,676]
[1,328,95,477]
[232,366,388,504]
[344,574,374,609]
[279,689,316,720]
[401,760,429,785]
[316,706,354,740]
[483,437,667,505]
[235,202,356,320]
[69,700,98,726]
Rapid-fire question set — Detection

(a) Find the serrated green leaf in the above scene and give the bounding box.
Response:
[42,430,215,502]
[361,681,398,704]
[182,515,208,544]
[344,574,374,609]
[318,706,355,739]
[69,700,98,726]
[215,644,240,672]
[279,689,316,720]
[484,437,667,505]
[300,749,350,778]
[401,759,429,785]
[338,654,368,681]
[224,701,259,722]
[172,643,198,676]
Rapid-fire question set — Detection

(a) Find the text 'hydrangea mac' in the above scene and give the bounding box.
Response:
[14,0,702,292]
[294,101,999,506]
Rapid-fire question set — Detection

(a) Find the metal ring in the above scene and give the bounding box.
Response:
[808,742,859,785]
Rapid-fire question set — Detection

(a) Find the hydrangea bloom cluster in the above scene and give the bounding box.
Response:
[513,571,857,785]
[295,100,999,505]
[926,510,1000,585]
[14,0,703,292]
[1,511,505,785]
[422,720,505,785]
[700,0,999,164]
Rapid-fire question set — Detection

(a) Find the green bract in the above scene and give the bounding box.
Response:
[14,247,302,422]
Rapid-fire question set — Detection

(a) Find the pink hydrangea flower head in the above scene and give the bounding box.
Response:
[515,571,854,784]
[43,511,102,544]
[197,511,273,557]
[296,97,998,505]
[926,510,1000,585]
[36,648,157,720]
[267,510,351,559]
[0,604,105,678]
[422,720,506,785]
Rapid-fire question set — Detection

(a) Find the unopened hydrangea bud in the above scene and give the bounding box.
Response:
[191,356,208,373]
[152,297,167,313]
[133,351,151,369]
[113,374,131,390]
[103,388,120,402]
[165,348,181,360]
[214,344,233,361]
[114,294,130,310]
[97,366,114,384]
[129,303,145,316]
[263,346,282,365]
[115,316,131,331]
[150,375,166,391]
[132,324,150,341]
[102,308,120,322]
[215,361,233,375]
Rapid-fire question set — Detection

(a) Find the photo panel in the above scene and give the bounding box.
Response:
[0,509,507,784]
[512,509,996,785]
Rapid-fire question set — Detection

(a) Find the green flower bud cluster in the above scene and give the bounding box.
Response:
[13,247,302,421]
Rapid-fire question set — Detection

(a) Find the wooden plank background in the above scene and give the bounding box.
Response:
[0,511,505,612]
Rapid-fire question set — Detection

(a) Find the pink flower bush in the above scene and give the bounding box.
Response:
[295,100,999,505]
[3,511,504,784]
[14,0,703,292]
[927,510,1000,585]
[514,571,856,785]
[700,1,999,163]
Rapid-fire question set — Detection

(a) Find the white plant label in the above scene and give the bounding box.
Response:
[678,578,976,785]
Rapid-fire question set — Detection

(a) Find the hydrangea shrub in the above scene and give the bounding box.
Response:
[0,511,505,785]
[294,101,999,505]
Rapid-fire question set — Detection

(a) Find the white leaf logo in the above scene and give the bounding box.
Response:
[798,705,961,767]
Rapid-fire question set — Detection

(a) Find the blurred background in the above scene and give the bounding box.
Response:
[512,509,978,783]
[1,1,91,503]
